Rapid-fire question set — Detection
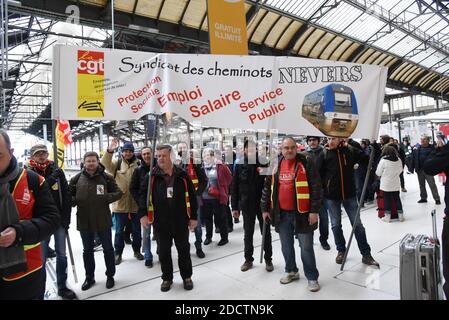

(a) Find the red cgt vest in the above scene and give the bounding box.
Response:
[3,169,44,281]
[187,161,199,191]
[271,160,310,214]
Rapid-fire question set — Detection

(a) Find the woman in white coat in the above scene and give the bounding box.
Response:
[376,145,404,222]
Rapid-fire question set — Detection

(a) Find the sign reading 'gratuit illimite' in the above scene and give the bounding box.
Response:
[207,0,248,55]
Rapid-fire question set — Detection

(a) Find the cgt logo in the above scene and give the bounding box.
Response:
[77,50,104,75]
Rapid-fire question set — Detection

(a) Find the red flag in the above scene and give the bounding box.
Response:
[57,120,73,146]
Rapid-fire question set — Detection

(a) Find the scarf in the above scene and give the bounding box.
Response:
[0,157,27,276]
[28,159,51,175]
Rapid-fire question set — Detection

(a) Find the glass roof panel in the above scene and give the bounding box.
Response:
[265,0,329,20]
[388,36,421,57]
[341,13,386,42]
[315,2,363,33]
[372,28,408,51]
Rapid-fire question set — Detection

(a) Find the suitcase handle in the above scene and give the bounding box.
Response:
[431,209,439,244]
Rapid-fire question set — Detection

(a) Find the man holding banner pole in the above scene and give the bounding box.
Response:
[319,137,379,270]
[28,136,77,300]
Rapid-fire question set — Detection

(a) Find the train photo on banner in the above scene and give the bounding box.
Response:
[301,84,359,137]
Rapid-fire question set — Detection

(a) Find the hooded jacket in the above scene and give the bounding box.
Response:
[69,165,123,232]
[318,140,369,200]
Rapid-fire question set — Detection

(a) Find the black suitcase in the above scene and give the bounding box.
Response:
[399,209,442,300]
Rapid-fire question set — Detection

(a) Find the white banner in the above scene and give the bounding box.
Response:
[52,45,388,139]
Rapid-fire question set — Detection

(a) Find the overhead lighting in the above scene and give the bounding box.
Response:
[128,24,159,34]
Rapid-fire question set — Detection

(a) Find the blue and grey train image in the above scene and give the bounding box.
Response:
[302,84,359,137]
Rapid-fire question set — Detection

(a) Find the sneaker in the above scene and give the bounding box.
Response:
[240,260,253,272]
[161,280,173,292]
[381,214,391,223]
[401,188,407,192]
[335,251,345,264]
[204,238,212,245]
[81,278,95,291]
[106,276,115,289]
[134,251,144,261]
[234,217,240,223]
[58,287,77,300]
[320,241,331,251]
[280,272,300,284]
[145,260,153,268]
[307,280,320,292]
[362,255,380,268]
[417,199,428,203]
[114,254,122,265]
[398,213,404,222]
[217,239,229,246]
[265,260,274,272]
[183,278,193,290]
[436,200,441,205]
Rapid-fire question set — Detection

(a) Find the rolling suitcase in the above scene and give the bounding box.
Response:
[399,209,441,300]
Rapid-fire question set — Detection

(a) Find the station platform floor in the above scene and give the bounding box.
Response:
[45,171,446,300]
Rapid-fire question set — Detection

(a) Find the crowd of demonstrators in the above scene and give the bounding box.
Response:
[319,137,380,268]
[140,145,198,292]
[101,138,143,265]
[410,135,441,205]
[0,130,60,300]
[7,127,448,300]
[305,136,330,251]
[26,144,77,299]
[423,133,449,299]
[177,142,208,259]
[232,140,273,272]
[261,136,322,292]
[69,152,123,291]
[201,149,232,247]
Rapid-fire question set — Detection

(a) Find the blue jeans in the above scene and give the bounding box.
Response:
[142,224,153,262]
[80,229,115,279]
[318,200,329,243]
[42,226,68,290]
[114,212,142,255]
[325,197,371,256]
[278,211,319,281]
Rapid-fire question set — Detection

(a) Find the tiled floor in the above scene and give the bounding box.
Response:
[45,172,446,300]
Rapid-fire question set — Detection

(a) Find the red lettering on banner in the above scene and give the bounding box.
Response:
[189,90,241,118]
[239,88,283,112]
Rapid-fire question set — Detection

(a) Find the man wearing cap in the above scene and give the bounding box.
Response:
[305,136,331,251]
[27,143,77,300]
[101,138,142,265]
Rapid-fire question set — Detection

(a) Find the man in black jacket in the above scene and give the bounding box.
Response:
[232,140,272,272]
[261,137,321,292]
[411,135,441,204]
[178,145,208,259]
[0,130,60,299]
[28,143,76,300]
[130,146,155,267]
[423,136,449,299]
[140,145,198,292]
[319,137,379,267]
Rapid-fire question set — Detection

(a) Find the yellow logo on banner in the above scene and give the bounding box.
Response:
[207,0,248,55]
[77,50,105,118]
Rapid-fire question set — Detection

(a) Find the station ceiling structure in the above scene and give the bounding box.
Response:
[2,0,449,140]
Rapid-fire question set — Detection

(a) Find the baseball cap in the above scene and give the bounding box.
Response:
[30,144,48,156]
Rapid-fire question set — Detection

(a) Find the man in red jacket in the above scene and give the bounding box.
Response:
[0,129,60,299]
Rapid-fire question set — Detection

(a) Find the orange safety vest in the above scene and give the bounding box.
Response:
[147,175,191,223]
[271,161,310,214]
[187,161,199,191]
[3,170,44,281]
